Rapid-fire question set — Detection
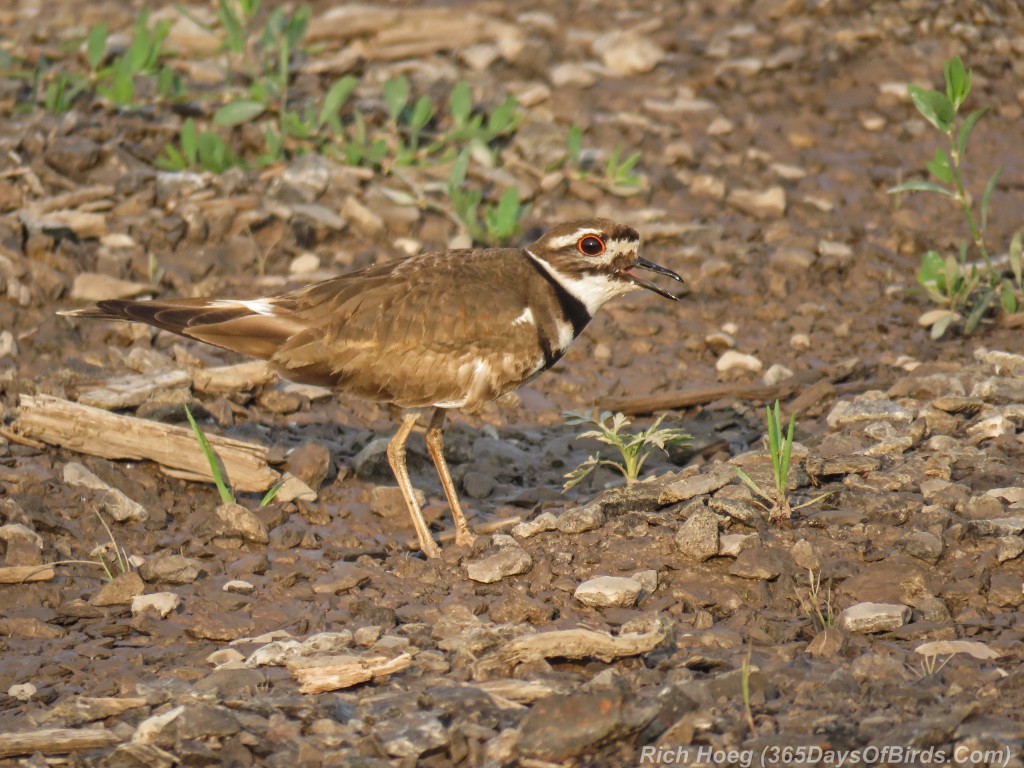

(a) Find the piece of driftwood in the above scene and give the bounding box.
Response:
[0,565,55,584]
[599,374,819,415]
[0,727,119,758]
[498,625,667,665]
[287,653,412,694]
[13,395,279,492]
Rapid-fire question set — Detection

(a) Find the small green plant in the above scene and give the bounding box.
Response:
[185,405,283,506]
[735,401,829,521]
[889,55,1023,338]
[563,411,690,490]
[28,510,131,583]
[158,118,238,173]
[603,146,644,190]
[561,126,645,195]
[447,150,526,245]
[796,568,834,632]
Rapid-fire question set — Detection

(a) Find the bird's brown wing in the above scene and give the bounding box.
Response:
[269,250,548,408]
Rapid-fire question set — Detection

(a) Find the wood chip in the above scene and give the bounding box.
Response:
[497,625,667,665]
[77,370,191,410]
[287,653,412,694]
[192,361,277,394]
[0,727,119,758]
[0,565,56,584]
[12,395,279,493]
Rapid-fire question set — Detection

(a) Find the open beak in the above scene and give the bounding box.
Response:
[621,257,685,301]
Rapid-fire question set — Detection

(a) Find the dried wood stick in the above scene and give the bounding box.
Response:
[12,394,279,492]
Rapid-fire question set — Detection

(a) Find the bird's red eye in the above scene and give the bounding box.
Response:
[578,235,605,256]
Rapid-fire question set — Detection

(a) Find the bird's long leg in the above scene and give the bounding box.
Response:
[386,411,440,558]
[425,407,477,547]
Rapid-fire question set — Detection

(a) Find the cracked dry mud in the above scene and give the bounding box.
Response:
[2,1,1024,766]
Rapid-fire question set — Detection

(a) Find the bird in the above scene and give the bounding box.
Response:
[61,218,684,558]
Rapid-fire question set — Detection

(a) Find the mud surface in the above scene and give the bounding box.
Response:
[1,1,1024,766]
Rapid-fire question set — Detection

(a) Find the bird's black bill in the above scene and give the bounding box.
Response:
[623,257,685,301]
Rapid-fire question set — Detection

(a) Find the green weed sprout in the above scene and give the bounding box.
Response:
[563,411,690,490]
[889,55,1023,338]
[735,401,829,521]
[184,405,282,507]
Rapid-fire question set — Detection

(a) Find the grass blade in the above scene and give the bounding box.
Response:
[184,405,235,504]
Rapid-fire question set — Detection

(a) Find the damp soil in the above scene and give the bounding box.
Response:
[1,0,1024,766]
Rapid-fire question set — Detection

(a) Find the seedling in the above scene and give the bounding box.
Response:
[561,126,646,194]
[889,55,1024,338]
[740,647,757,737]
[796,568,834,632]
[158,118,237,173]
[28,510,132,583]
[447,150,526,245]
[185,404,283,506]
[735,401,829,520]
[563,410,690,490]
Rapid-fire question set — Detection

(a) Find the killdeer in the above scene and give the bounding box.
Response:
[62,218,683,558]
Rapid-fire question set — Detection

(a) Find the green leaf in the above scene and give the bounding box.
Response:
[86,22,108,70]
[917,250,944,288]
[957,107,988,157]
[180,118,199,165]
[318,75,357,130]
[1010,231,1022,287]
[216,0,246,54]
[943,56,970,108]
[410,95,433,132]
[184,405,235,504]
[157,143,186,170]
[488,187,521,242]
[964,288,994,334]
[449,81,472,126]
[383,75,409,123]
[926,147,952,184]
[980,166,1002,233]
[908,85,954,132]
[1000,281,1017,314]
[887,180,955,198]
[486,95,519,135]
[214,99,265,126]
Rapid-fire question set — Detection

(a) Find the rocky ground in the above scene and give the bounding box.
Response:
[1,0,1024,766]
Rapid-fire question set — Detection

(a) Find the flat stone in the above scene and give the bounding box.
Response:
[370,485,426,518]
[997,537,1024,563]
[898,530,944,564]
[971,376,1024,404]
[838,602,911,633]
[804,455,881,477]
[284,442,331,492]
[377,713,449,758]
[971,516,1024,536]
[574,576,642,608]
[214,503,269,544]
[556,504,605,534]
[727,186,786,218]
[826,398,914,428]
[806,626,846,658]
[511,511,557,538]
[91,572,145,607]
[132,592,181,618]
[466,546,533,583]
[719,533,758,558]
[659,464,734,504]
[674,507,719,562]
[716,350,763,374]
[729,547,790,581]
[592,30,664,76]
[138,555,202,584]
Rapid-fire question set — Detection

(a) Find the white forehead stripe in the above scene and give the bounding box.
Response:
[211,299,276,316]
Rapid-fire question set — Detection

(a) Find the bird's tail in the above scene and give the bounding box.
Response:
[60,298,304,360]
